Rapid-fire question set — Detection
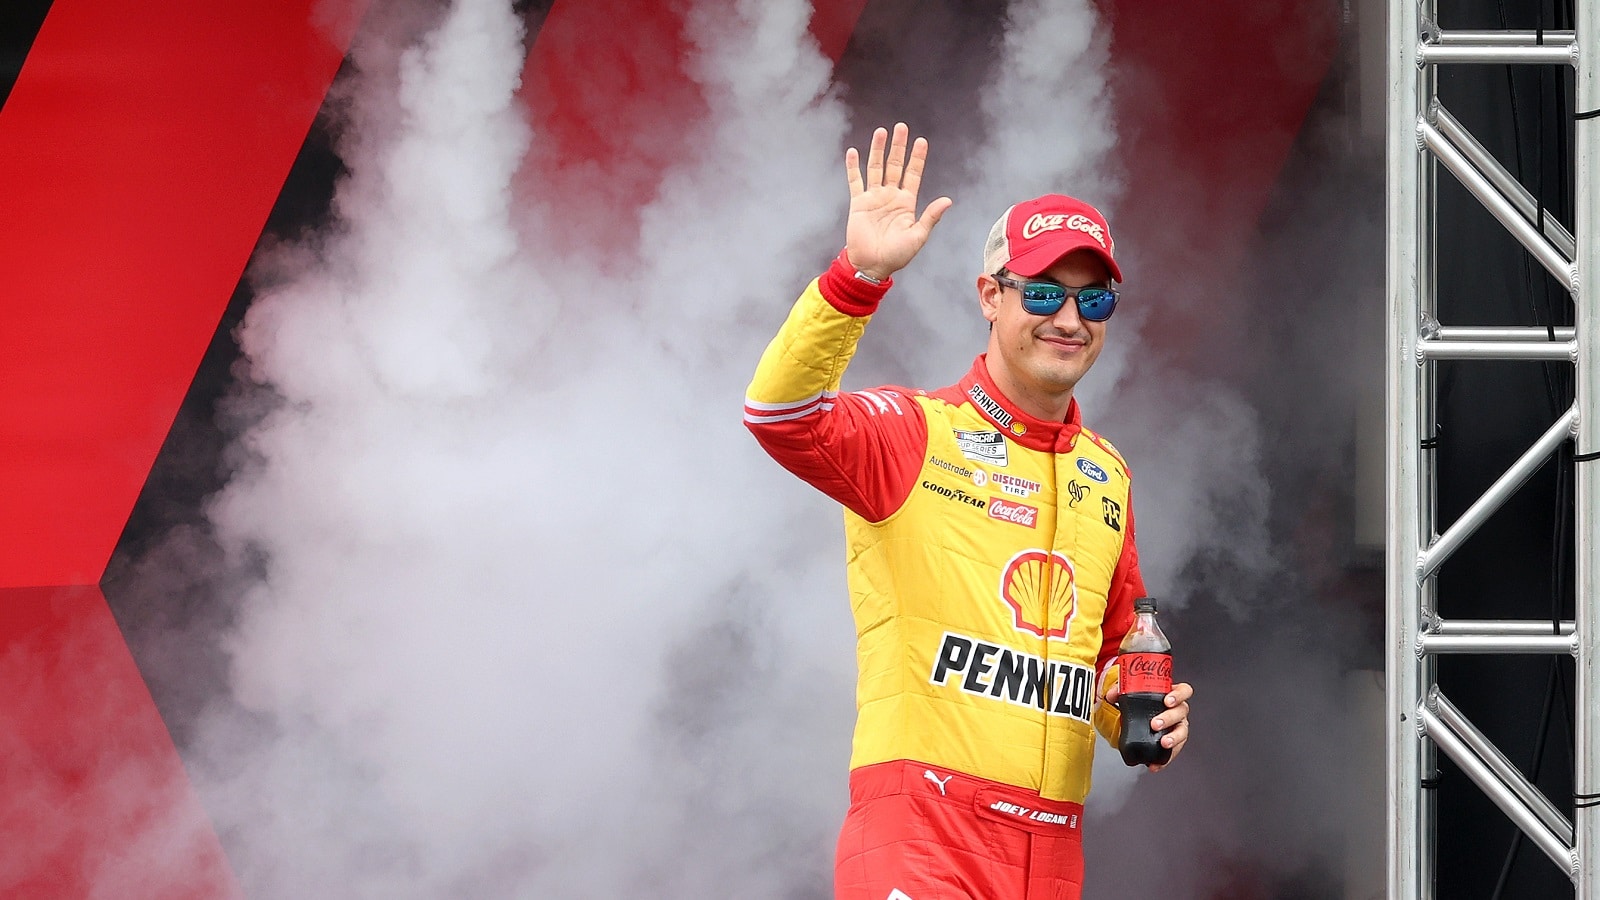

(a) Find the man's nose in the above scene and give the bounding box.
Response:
[1049,298,1084,332]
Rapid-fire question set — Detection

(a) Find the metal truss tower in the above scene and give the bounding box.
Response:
[1388,1,1600,895]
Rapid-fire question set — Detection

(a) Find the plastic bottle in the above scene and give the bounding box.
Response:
[1117,596,1174,767]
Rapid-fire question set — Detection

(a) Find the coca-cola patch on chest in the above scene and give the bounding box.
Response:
[987,497,1038,528]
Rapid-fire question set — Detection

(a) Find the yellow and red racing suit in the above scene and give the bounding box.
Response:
[745,251,1146,898]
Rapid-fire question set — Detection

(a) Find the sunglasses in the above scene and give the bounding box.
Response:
[992,273,1118,322]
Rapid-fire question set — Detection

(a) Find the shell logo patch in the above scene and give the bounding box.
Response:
[999,549,1078,639]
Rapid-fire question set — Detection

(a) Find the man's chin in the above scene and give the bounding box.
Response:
[1022,363,1084,395]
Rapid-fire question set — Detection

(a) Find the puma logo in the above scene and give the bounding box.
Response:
[923,770,952,796]
[888,891,915,900]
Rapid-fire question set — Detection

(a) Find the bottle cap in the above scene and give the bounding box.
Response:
[1134,597,1157,613]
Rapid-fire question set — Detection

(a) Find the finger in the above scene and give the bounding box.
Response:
[1165,683,1194,706]
[845,147,864,197]
[864,127,887,188]
[902,136,930,198]
[917,196,953,234]
[1148,722,1189,772]
[1160,720,1189,751]
[884,122,909,189]
[1151,705,1188,732]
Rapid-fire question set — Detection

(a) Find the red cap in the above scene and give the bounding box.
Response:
[983,194,1121,282]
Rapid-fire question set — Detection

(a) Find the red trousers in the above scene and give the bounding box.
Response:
[834,760,1085,900]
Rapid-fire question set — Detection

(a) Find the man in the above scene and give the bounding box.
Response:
[744,123,1193,899]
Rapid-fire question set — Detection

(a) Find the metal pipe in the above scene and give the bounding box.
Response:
[1420,120,1446,900]
[1418,339,1576,360]
[1421,103,1442,899]
[1420,121,1579,290]
[1419,43,1578,65]
[1436,326,1576,341]
[1435,618,1575,635]
[1418,406,1577,580]
[1419,705,1580,880]
[1430,689,1575,845]
[1433,29,1575,46]
[1573,2,1600,895]
[1389,3,1428,893]
[1432,104,1579,259]
[1418,633,1578,654]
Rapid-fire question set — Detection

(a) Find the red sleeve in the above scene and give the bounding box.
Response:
[746,384,928,523]
[1097,500,1146,681]
[743,253,929,522]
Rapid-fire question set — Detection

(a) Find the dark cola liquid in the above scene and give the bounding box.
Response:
[1118,693,1173,766]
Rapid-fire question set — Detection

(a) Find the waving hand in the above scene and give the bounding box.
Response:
[844,123,953,282]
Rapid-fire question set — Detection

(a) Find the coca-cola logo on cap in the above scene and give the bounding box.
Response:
[998,549,1077,639]
[1020,212,1108,250]
[1021,212,1067,240]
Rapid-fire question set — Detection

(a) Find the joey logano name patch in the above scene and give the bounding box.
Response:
[929,632,1093,724]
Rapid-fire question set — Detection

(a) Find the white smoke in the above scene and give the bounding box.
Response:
[193,0,854,896]
[169,0,1280,896]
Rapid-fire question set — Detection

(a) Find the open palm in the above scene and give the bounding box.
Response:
[844,123,952,282]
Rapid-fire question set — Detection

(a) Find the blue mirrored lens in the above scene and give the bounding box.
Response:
[1019,284,1067,315]
[1076,288,1116,322]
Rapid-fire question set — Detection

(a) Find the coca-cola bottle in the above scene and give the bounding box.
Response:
[1117,596,1174,767]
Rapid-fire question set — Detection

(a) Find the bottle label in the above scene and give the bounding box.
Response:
[1120,652,1172,696]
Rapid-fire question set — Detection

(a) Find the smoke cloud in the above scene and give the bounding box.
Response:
[188,0,856,895]
[101,0,1375,897]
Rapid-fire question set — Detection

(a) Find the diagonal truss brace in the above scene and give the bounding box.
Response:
[1419,688,1580,879]
[1417,406,1577,580]
[1418,112,1579,289]
[1431,103,1579,259]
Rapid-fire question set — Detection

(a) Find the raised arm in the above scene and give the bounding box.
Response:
[744,123,951,521]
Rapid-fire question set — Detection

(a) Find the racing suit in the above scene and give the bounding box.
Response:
[744,250,1145,900]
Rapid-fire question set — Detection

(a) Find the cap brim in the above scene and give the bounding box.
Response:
[1005,235,1122,283]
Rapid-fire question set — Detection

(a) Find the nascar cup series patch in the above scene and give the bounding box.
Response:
[955,429,1008,467]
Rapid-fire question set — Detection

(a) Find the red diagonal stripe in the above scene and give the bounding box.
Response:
[0,0,365,587]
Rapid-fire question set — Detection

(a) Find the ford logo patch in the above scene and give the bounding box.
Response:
[1076,457,1109,483]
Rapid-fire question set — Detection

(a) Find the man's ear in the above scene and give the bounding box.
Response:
[976,275,1002,324]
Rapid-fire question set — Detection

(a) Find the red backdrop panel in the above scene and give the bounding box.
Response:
[518,0,868,262]
[0,585,239,898]
[1107,2,1340,370]
[0,0,361,588]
